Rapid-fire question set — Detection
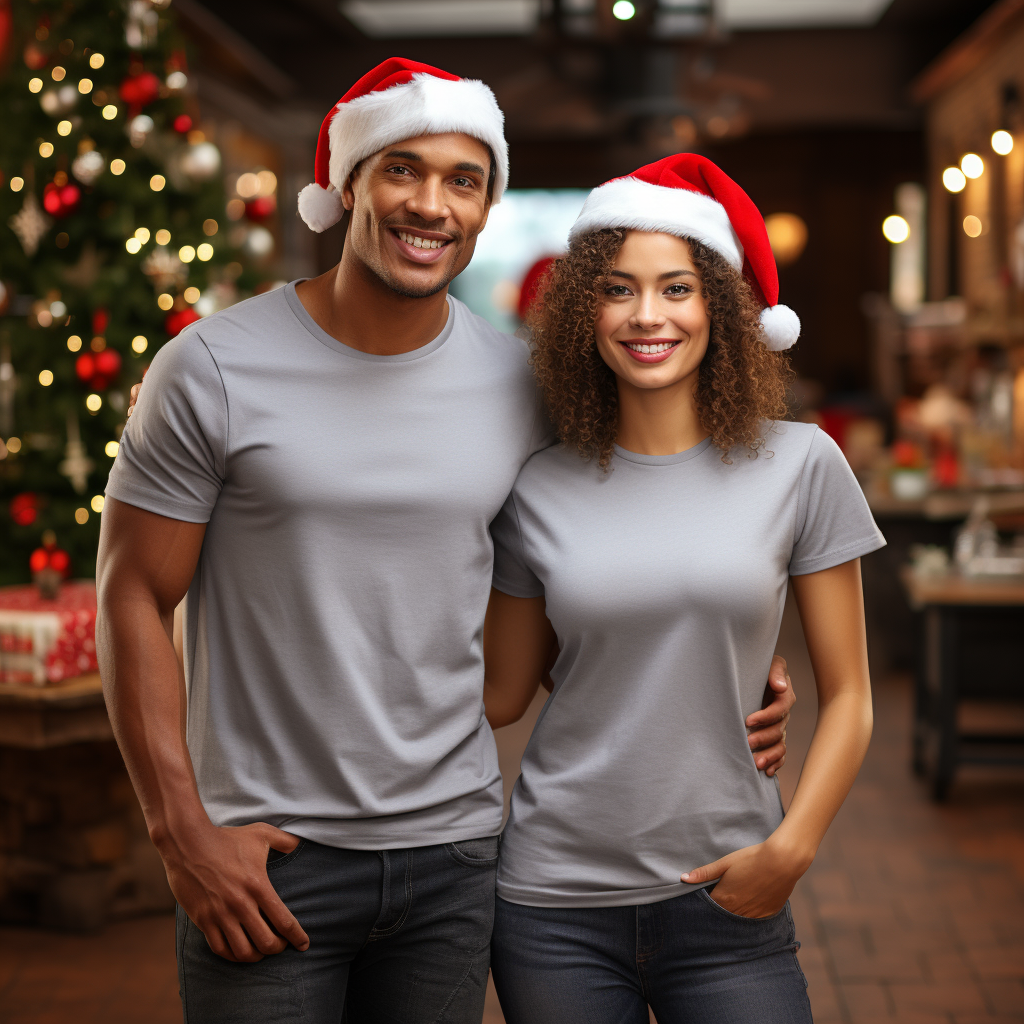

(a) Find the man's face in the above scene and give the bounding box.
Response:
[342,132,493,298]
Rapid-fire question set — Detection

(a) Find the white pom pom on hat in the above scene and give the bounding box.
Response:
[569,154,800,350]
[297,57,509,233]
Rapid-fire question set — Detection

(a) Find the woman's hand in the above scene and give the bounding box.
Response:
[680,838,812,919]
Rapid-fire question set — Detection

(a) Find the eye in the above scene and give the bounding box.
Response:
[665,283,693,297]
[604,284,632,297]
[387,164,412,176]
[452,176,474,188]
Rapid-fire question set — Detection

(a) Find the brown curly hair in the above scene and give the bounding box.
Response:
[528,229,793,468]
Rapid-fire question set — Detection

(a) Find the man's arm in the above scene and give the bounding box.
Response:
[96,497,309,962]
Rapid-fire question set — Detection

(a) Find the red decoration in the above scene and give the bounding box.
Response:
[0,1,13,69]
[10,493,39,527]
[892,439,926,470]
[30,543,69,576]
[933,446,959,489]
[119,70,161,113]
[22,41,46,70]
[517,256,556,321]
[42,181,81,218]
[92,308,109,336]
[244,195,276,223]
[165,307,200,337]
[173,113,193,134]
[75,348,121,390]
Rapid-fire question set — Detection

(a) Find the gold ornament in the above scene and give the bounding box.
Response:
[8,192,51,257]
[142,245,187,292]
[58,414,95,494]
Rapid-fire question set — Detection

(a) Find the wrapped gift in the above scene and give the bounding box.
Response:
[0,581,98,686]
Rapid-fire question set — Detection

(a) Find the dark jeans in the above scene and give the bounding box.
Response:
[491,888,813,1024]
[176,835,499,1024]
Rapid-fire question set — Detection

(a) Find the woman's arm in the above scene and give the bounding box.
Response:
[483,588,556,729]
[680,558,873,917]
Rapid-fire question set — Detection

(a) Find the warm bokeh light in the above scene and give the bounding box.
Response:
[85,393,102,412]
[960,153,984,179]
[991,130,1014,156]
[10,177,24,192]
[75,507,89,524]
[39,141,54,158]
[184,286,201,303]
[51,66,66,81]
[197,243,214,261]
[67,335,82,352]
[257,170,277,195]
[963,215,983,237]
[236,172,260,198]
[125,237,142,254]
[78,78,93,94]
[150,174,166,191]
[226,198,245,220]
[157,293,174,310]
[179,245,196,263]
[38,370,54,386]
[155,228,171,245]
[90,495,105,513]
[101,104,118,120]
[57,120,72,136]
[764,213,808,266]
[203,218,219,236]
[132,335,148,353]
[29,78,43,93]
[89,52,105,69]
[882,215,910,244]
[612,0,635,19]
[135,227,151,243]
[105,441,120,457]
[942,166,967,193]
[6,437,22,454]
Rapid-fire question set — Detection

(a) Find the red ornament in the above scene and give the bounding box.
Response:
[165,307,200,337]
[75,352,96,382]
[244,195,276,223]
[75,349,120,390]
[92,308,109,336]
[94,348,122,380]
[173,114,193,134]
[30,535,71,596]
[10,493,39,527]
[119,70,161,112]
[42,181,81,218]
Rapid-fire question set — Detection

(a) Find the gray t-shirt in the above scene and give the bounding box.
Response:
[106,283,549,850]
[490,422,885,907]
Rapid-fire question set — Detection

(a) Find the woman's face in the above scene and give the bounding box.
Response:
[594,231,710,392]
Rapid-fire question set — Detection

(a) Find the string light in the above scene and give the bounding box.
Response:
[75,508,89,524]
[135,227,151,243]
[105,441,120,457]
[942,166,966,193]
[6,437,22,454]
[126,237,142,254]
[155,229,171,245]
[111,158,125,175]
[179,245,196,263]
[51,66,66,81]
[57,120,72,136]
[131,335,148,353]
[89,53,105,69]
[29,77,43,93]
[39,141,54,157]
[10,177,24,192]
[203,219,218,235]
[197,243,214,261]
[90,495,105,513]
[157,293,174,310]
[38,370,54,386]
[150,174,166,191]
[960,153,984,178]
[963,215,983,237]
[184,287,200,303]
[78,78,93,94]
[85,393,102,412]
[991,130,1014,156]
[67,335,83,352]
[102,104,118,120]
[612,0,635,18]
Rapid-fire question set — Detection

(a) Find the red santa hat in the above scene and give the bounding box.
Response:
[569,154,800,351]
[297,57,508,233]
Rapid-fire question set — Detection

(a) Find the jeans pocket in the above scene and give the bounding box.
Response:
[446,835,500,867]
[267,837,307,871]
[696,885,788,924]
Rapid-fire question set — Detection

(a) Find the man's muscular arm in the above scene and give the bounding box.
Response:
[96,497,309,962]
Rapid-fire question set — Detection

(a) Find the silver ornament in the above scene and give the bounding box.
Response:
[72,149,106,186]
[8,193,51,257]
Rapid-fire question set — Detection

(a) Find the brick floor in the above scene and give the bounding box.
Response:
[2,596,1022,1022]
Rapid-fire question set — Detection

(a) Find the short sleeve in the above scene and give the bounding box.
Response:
[789,428,886,576]
[490,492,544,598]
[105,329,227,523]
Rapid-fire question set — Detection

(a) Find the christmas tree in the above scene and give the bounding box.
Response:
[0,0,274,586]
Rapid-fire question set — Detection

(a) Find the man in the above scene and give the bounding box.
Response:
[98,58,793,1023]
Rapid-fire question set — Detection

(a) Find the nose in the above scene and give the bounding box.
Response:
[404,175,450,224]
[629,290,666,331]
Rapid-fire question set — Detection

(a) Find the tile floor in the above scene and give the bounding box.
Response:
[2,596,1022,1023]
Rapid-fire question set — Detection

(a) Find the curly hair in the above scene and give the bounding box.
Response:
[528,229,793,468]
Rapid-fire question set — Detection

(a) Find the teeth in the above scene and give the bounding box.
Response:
[398,231,447,250]
[626,341,675,354]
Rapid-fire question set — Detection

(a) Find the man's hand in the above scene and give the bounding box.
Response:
[161,820,309,962]
[747,655,794,777]
[127,380,142,417]
[681,836,811,919]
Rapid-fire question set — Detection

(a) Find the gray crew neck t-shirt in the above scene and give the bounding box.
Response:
[106,282,550,850]
[490,422,885,907]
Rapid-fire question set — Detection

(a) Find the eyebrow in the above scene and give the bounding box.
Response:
[384,151,486,178]
[608,269,698,280]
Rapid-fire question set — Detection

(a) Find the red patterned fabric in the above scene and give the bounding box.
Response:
[0,581,98,685]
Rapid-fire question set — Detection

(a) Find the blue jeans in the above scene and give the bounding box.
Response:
[176,835,499,1023]
[491,889,813,1024]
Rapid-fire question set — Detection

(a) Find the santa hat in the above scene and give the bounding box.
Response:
[297,57,508,233]
[569,154,800,351]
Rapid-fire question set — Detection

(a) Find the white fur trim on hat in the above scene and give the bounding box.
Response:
[569,177,743,271]
[760,304,800,350]
[297,183,347,233]
[329,73,508,203]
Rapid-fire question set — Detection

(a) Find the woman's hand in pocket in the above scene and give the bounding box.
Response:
[681,838,813,919]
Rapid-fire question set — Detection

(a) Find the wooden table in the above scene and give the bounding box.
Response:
[901,569,1024,799]
[0,672,110,749]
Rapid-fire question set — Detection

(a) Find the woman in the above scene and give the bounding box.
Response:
[482,154,883,1023]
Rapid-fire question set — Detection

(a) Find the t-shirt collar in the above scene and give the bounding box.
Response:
[613,436,714,466]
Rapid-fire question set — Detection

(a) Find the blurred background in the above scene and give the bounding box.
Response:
[1,2,1023,1022]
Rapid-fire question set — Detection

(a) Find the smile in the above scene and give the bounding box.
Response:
[389,228,453,265]
[395,230,449,250]
[619,339,681,364]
